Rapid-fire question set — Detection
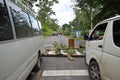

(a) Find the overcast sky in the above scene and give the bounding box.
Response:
[51,0,75,26]
[33,0,75,26]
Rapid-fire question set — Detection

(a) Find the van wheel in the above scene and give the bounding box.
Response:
[33,54,42,72]
[89,61,101,80]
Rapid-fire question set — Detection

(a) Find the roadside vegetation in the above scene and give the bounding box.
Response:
[13,0,120,37]
[62,0,120,38]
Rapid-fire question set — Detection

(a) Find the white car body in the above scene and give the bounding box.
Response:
[86,16,120,80]
[0,0,43,80]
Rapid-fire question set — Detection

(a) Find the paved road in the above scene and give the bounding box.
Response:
[27,36,89,80]
[44,36,68,46]
[41,36,85,53]
[40,57,90,80]
[41,36,68,54]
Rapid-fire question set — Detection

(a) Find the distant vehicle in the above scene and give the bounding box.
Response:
[0,0,43,80]
[85,16,120,80]
[52,31,58,36]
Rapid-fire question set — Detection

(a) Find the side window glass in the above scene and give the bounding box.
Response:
[29,15,40,36]
[38,20,42,35]
[10,7,33,38]
[0,0,13,41]
[113,20,120,47]
[89,23,107,40]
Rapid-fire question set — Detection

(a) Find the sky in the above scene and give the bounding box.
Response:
[33,0,75,26]
[51,0,75,26]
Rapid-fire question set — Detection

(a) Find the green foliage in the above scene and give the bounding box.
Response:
[77,48,85,53]
[73,0,101,30]
[37,0,59,36]
[74,0,120,28]
[42,26,53,36]
[74,37,84,40]
[83,29,89,35]
[92,0,120,24]
[61,45,69,50]
[64,48,75,55]
[60,45,75,55]
[53,42,76,55]
[62,23,72,36]
[53,42,62,54]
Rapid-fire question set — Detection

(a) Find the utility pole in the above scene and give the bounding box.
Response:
[78,18,80,30]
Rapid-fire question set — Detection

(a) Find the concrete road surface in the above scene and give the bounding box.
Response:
[41,36,85,54]
[27,36,88,80]
[40,57,90,80]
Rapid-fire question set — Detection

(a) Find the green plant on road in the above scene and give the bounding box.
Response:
[67,48,75,55]
[53,41,61,54]
[64,48,75,61]
[61,45,69,50]
[77,48,85,54]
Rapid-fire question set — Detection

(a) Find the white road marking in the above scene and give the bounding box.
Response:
[48,49,82,55]
[74,49,82,55]
[42,70,89,76]
[48,51,55,54]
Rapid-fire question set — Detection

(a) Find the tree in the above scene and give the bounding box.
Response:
[93,0,120,24]
[74,0,101,29]
[37,0,59,36]
[74,0,120,29]
[62,24,72,36]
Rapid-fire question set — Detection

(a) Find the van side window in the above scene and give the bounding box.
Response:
[113,20,120,47]
[37,21,42,35]
[29,15,40,36]
[0,0,13,41]
[10,7,33,38]
[89,23,107,40]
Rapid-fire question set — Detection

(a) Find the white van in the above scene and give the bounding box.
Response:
[0,0,43,80]
[85,16,120,80]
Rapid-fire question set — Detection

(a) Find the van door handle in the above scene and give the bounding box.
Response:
[98,45,102,48]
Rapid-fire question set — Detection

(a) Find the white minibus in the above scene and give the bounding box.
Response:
[86,16,120,80]
[0,0,43,80]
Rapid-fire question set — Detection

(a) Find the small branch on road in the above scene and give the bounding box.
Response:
[35,70,41,80]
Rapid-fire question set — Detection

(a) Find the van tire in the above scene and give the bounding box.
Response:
[88,61,101,80]
[33,52,42,72]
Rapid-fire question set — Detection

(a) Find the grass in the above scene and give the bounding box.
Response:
[65,35,73,39]
[74,36,84,40]
[77,48,85,53]
[53,42,62,54]
[65,35,84,40]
